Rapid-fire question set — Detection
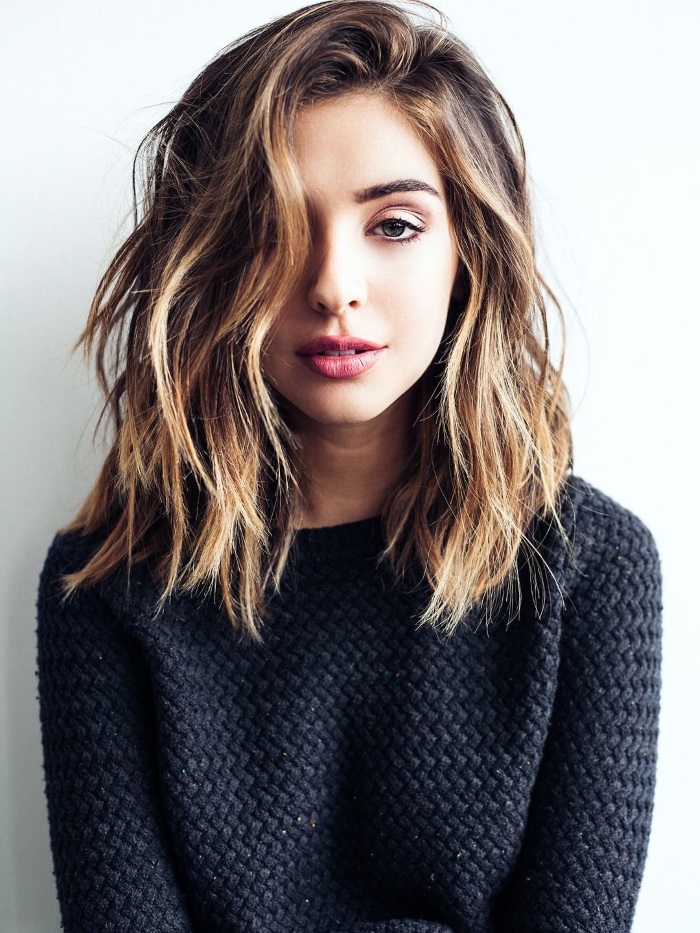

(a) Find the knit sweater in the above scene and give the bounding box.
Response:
[36,474,662,933]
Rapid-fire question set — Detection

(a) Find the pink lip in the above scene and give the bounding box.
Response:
[297,335,386,380]
[298,335,385,355]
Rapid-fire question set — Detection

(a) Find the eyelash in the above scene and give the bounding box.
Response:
[369,216,426,246]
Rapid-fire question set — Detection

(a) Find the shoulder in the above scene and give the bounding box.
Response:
[526,473,661,602]
[38,526,110,602]
[559,473,661,580]
[40,524,109,573]
[553,474,663,632]
[37,524,153,627]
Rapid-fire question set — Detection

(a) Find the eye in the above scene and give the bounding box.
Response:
[369,216,426,244]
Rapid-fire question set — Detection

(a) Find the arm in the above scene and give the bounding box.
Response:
[495,488,663,932]
[36,533,195,932]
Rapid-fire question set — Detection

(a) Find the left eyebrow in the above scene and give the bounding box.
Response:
[353,179,442,204]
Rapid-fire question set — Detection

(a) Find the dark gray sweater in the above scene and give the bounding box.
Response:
[36,474,662,932]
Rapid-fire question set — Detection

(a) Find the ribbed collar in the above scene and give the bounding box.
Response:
[289,514,386,565]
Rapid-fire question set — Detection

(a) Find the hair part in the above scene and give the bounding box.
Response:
[61,0,573,643]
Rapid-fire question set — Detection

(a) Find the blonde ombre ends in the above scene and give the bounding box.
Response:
[62,0,572,642]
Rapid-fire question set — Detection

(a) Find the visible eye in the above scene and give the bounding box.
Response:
[369,216,426,245]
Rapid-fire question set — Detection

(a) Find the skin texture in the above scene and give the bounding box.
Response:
[262,93,461,528]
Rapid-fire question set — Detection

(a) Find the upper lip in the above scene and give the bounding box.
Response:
[297,336,385,355]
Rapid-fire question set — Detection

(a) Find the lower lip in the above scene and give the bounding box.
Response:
[298,349,384,379]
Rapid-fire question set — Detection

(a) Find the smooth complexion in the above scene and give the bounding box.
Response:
[262,94,461,527]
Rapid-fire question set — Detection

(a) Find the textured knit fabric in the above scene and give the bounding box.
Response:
[36,474,663,933]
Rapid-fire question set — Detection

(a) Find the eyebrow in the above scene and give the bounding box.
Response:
[353,179,442,204]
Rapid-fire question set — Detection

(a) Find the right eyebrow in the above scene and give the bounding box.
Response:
[353,179,442,204]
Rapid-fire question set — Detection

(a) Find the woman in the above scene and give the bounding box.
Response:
[37,1,662,931]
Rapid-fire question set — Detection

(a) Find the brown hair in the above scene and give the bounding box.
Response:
[61,0,572,642]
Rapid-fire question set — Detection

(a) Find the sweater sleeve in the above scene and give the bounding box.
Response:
[36,533,195,933]
[494,487,663,933]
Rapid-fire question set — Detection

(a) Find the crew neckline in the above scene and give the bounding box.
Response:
[290,514,386,563]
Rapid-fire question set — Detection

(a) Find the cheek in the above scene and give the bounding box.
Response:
[260,325,289,386]
[384,260,454,337]
[392,237,458,297]
[261,308,298,362]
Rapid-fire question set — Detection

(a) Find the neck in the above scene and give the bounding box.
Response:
[290,396,414,529]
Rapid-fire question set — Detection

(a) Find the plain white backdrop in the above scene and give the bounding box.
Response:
[2,0,698,929]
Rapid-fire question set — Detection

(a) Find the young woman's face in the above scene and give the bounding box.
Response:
[262,93,461,432]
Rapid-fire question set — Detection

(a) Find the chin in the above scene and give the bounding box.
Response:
[297,403,390,428]
[278,387,400,428]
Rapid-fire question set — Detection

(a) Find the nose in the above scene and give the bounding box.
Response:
[305,232,367,318]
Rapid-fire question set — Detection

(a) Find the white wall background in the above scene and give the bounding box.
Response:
[2,0,697,929]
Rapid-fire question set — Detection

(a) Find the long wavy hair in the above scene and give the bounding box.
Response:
[61,0,573,643]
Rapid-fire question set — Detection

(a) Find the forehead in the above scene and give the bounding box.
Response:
[291,93,445,198]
